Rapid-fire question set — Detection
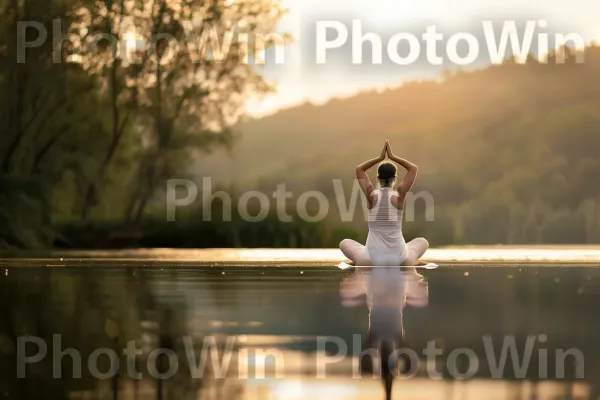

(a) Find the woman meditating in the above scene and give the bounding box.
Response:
[340,140,429,267]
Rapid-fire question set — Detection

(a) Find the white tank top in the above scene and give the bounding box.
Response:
[365,188,408,266]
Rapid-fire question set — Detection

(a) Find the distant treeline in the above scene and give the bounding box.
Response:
[199,45,600,246]
[56,212,364,249]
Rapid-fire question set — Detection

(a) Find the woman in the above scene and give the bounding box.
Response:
[340,140,429,266]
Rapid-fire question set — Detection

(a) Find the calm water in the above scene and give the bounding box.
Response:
[1,248,600,400]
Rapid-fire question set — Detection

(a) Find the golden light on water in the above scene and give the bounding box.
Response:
[7,246,600,266]
[242,376,590,400]
[131,246,600,263]
[87,246,600,262]
[231,246,600,263]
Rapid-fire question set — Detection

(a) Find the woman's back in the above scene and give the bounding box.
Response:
[366,188,407,266]
[368,187,403,229]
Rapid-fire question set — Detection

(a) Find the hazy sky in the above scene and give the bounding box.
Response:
[245,0,600,115]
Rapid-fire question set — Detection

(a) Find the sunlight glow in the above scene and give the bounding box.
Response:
[248,0,600,115]
[123,31,141,51]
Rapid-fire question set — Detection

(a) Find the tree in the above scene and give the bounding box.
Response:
[0,0,107,246]
[119,0,288,224]
[66,0,289,222]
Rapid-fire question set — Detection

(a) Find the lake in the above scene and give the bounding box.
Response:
[1,247,600,400]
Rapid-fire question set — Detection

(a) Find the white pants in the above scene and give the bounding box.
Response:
[339,237,429,266]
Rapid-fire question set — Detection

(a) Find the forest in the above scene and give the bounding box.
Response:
[1,0,599,248]
[0,0,290,248]
[199,45,600,246]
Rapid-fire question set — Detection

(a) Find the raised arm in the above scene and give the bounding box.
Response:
[356,142,387,207]
[386,142,418,196]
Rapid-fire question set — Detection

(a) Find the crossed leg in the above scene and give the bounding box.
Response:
[401,237,430,266]
[340,238,429,266]
[339,239,372,266]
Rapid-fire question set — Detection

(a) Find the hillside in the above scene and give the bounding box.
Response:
[197,46,600,244]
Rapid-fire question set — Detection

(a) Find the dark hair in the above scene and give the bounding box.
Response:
[377,162,397,187]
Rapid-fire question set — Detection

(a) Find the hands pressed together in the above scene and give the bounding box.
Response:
[379,139,395,161]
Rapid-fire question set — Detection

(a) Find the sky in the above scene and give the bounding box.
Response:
[245,0,600,116]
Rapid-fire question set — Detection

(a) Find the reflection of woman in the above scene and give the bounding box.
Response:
[340,268,429,400]
[339,140,429,267]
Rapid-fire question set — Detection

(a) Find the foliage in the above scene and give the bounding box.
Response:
[0,176,54,248]
[0,0,288,247]
[199,47,600,245]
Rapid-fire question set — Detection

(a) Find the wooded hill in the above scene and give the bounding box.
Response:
[199,46,600,245]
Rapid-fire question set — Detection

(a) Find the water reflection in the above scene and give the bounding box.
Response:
[1,264,599,399]
[340,267,430,400]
